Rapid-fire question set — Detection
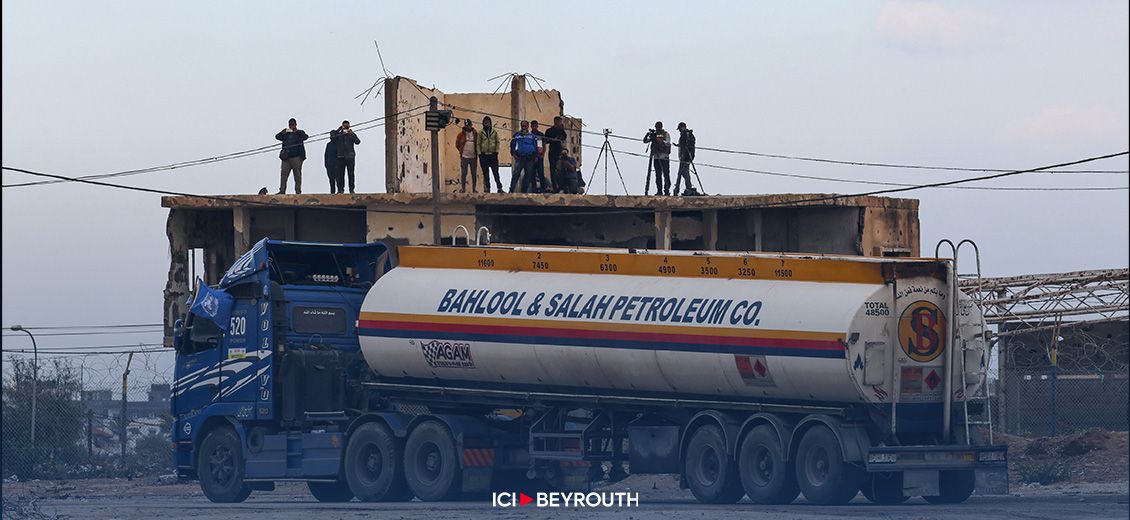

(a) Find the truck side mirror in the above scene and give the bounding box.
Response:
[172,319,184,351]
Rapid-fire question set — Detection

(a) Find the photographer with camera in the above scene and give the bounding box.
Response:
[330,120,361,194]
[275,118,309,194]
[675,121,698,196]
[642,121,672,196]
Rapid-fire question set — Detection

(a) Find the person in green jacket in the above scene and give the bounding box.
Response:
[476,116,504,193]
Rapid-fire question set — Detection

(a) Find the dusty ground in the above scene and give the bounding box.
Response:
[1000,429,1130,485]
[3,429,1127,520]
[3,476,1127,520]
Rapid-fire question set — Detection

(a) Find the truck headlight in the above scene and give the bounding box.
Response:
[978,451,1006,462]
[868,453,897,464]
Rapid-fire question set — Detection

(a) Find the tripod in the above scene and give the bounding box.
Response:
[674,160,707,195]
[587,129,629,195]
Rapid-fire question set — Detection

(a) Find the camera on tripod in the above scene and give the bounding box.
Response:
[645,128,657,142]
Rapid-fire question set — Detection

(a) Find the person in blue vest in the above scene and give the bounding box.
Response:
[275,118,309,194]
[510,121,539,193]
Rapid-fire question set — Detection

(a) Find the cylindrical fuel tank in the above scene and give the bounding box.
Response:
[358,246,986,407]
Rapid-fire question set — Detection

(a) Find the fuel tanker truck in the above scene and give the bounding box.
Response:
[170,237,1007,506]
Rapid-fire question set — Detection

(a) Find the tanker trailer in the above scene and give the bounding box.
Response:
[172,239,1007,505]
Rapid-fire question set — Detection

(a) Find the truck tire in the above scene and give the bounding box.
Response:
[344,422,412,502]
[404,421,462,501]
[923,470,974,504]
[738,425,799,504]
[861,472,908,504]
[794,425,862,505]
[308,481,355,502]
[684,424,745,504]
[197,426,252,503]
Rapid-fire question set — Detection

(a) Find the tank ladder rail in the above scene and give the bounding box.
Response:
[451,225,471,246]
[935,239,994,445]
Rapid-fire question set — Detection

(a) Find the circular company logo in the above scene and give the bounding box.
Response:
[898,300,946,363]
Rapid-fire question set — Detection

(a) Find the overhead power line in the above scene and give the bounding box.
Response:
[2,329,161,338]
[2,104,430,188]
[440,102,1129,175]
[5,323,162,330]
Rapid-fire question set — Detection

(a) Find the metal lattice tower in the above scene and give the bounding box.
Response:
[959,268,1129,337]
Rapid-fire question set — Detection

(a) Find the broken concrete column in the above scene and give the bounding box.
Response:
[163,209,190,345]
[233,207,251,257]
[655,210,672,250]
[510,74,526,131]
[703,210,718,250]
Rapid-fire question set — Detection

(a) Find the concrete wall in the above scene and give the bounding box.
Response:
[385,76,582,194]
[861,206,920,256]
[385,77,443,193]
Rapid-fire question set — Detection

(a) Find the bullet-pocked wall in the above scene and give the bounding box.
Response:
[384,76,582,195]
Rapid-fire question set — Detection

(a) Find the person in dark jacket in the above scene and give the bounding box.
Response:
[324,139,340,194]
[275,118,309,194]
[556,148,585,194]
[674,122,696,195]
[643,121,671,196]
[529,120,549,193]
[330,120,361,194]
[544,116,568,192]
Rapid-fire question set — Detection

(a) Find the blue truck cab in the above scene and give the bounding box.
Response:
[171,239,389,502]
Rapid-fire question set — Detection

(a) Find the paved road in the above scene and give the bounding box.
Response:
[31,493,1130,520]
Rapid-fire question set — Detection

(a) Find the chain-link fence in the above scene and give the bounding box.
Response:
[990,323,1129,437]
[2,351,175,480]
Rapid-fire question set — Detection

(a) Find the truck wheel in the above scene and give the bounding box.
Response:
[684,424,745,504]
[794,425,862,505]
[923,470,974,504]
[197,426,252,503]
[345,422,412,502]
[861,472,908,504]
[738,425,799,504]
[404,421,462,501]
[308,481,354,502]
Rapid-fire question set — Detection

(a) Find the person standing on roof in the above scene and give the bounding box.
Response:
[510,120,538,193]
[331,120,361,194]
[455,119,479,193]
[324,137,340,194]
[544,116,568,193]
[643,121,671,196]
[674,122,697,196]
[530,120,549,193]
[276,118,309,194]
[477,116,504,193]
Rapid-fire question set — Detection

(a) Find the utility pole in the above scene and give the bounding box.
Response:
[427,96,440,245]
[10,325,37,447]
[121,352,134,474]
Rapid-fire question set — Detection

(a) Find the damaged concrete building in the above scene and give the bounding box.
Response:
[160,75,920,342]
